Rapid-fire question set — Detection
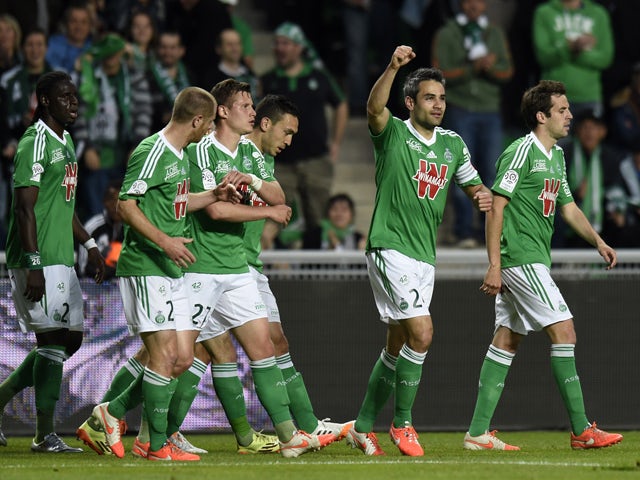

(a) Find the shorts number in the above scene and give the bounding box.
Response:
[191,303,211,326]
[59,302,70,324]
[410,289,422,308]
[166,300,175,322]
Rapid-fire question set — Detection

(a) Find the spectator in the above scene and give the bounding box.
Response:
[432,0,513,247]
[261,22,348,245]
[342,0,371,116]
[304,193,366,250]
[124,11,157,74]
[532,0,614,119]
[45,3,94,74]
[77,179,124,281]
[101,0,166,34]
[609,62,640,152]
[207,28,259,100]
[556,111,629,247]
[218,0,255,70]
[73,32,152,219]
[148,30,190,132]
[0,0,64,37]
[164,0,232,89]
[604,144,640,248]
[0,14,21,76]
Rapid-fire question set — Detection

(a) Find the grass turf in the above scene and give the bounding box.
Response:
[1,431,638,480]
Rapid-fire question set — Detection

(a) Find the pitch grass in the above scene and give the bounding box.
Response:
[1,431,639,480]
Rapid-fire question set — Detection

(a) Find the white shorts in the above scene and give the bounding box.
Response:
[366,249,434,324]
[9,265,83,333]
[495,264,573,335]
[187,271,267,342]
[119,275,191,335]
[249,266,280,323]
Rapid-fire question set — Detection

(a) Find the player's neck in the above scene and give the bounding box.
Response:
[532,128,558,154]
[245,132,263,153]
[214,127,242,152]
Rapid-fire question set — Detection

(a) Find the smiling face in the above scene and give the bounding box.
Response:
[407,79,446,131]
[23,31,47,69]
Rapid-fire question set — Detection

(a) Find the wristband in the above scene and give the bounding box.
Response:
[249,174,263,191]
[25,252,42,270]
[83,237,98,250]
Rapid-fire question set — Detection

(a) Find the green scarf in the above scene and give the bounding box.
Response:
[320,219,356,250]
[569,141,603,231]
[150,59,190,103]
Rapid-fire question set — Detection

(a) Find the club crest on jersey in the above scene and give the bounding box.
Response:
[538,178,561,217]
[173,179,189,220]
[242,155,252,170]
[413,159,448,200]
[61,163,78,201]
[444,148,453,163]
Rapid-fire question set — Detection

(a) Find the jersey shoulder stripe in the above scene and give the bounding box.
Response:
[196,136,214,170]
[139,136,165,179]
[508,134,535,170]
[33,122,48,166]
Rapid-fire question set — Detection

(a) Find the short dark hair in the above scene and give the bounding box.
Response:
[403,67,445,100]
[210,78,251,108]
[254,94,299,125]
[520,80,566,131]
[325,193,355,216]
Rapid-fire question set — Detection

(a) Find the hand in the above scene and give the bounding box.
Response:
[597,243,617,270]
[268,205,292,226]
[390,45,416,70]
[213,180,243,204]
[160,236,196,269]
[480,265,502,296]
[221,170,252,188]
[87,247,106,284]
[84,148,101,170]
[25,269,45,302]
[473,53,496,72]
[473,190,493,212]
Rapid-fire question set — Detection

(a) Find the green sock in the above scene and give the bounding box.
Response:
[107,372,143,419]
[354,349,396,433]
[141,368,176,452]
[212,363,252,446]
[550,344,589,434]
[251,357,293,442]
[33,346,67,442]
[393,344,426,427]
[102,357,144,402]
[0,348,37,410]
[468,345,513,437]
[276,353,317,432]
[167,358,206,436]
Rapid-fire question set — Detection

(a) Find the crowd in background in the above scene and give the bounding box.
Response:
[0,0,638,258]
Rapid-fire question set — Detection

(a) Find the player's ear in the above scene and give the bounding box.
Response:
[260,116,271,132]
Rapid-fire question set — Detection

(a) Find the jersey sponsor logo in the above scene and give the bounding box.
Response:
[61,163,78,201]
[499,169,519,193]
[202,168,216,190]
[31,162,44,182]
[412,159,449,200]
[538,178,561,217]
[164,162,180,181]
[530,159,547,173]
[405,138,425,155]
[50,148,66,164]
[128,180,148,195]
[173,179,190,220]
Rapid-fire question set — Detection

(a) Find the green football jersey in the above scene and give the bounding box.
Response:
[238,137,276,272]
[185,133,248,274]
[492,133,574,268]
[117,132,191,278]
[366,117,482,265]
[6,120,78,268]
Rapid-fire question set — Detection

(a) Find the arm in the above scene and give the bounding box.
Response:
[14,186,44,302]
[481,193,509,296]
[117,198,196,268]
[186,180,243,212]
[560,201,617,269]
[367,45,416,135]
[204,202,292,226]
[72,212,105,284]
[329,100,349,164]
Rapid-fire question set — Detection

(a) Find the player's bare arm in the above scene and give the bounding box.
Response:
[481,194,508,296]
[72,212,105,284]
[560,202,617,269]
[13,186,45,302]
[118,198,196,268]
[205,202,292,226]
[367,45,416,135]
